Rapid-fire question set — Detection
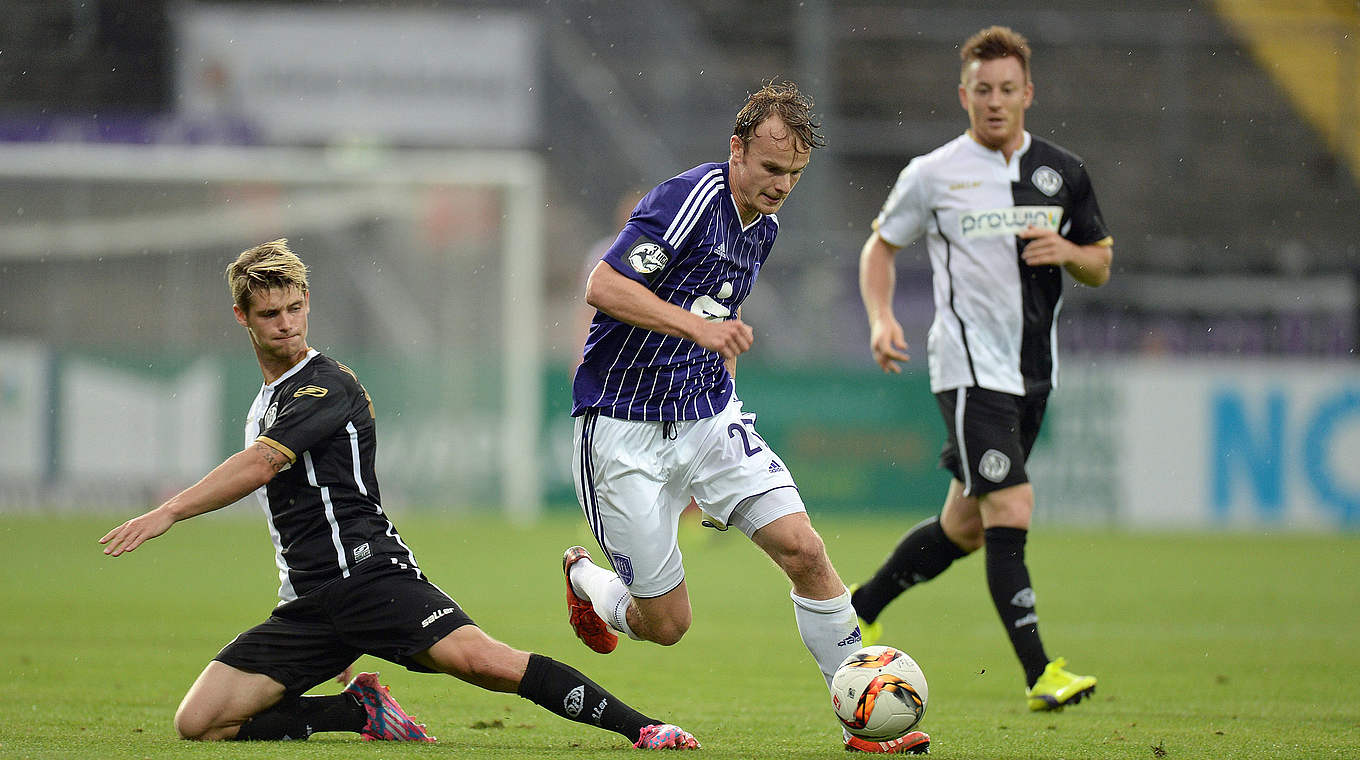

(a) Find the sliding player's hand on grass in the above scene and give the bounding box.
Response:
[100,506,175,556]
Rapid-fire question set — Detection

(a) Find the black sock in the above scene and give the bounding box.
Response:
[853,516,967,623]
[983,526,1049,687]
[517,653,656,744]
[231,693,367,741]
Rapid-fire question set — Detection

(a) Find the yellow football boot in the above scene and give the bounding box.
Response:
[1026,657,1097,711]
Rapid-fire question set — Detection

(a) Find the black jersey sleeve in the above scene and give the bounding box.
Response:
[1064,164,1111,247]
[257,373,361,462]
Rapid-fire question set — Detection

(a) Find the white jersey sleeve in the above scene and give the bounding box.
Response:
[873,159,930,247]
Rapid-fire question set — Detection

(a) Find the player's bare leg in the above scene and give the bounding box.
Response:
[177,660,429,742]
[174,661,287,740]
[754,512,929,751]
[626,583,694,646]
[938,478,985,550]
[975,482,1034,532]
[414,624,531,690]
[751,512,843,600]
[751,512,859,688]
[564,546,694,647]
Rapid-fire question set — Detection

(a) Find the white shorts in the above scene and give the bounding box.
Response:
[572,396,804,598]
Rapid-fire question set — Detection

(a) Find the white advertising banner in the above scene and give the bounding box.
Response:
[0,342,48,480]
[1033,359,1360,530]
[60,358,222,485]
[174,5,539,146]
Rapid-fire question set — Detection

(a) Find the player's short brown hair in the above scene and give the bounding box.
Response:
[226,238,310,311]
[733,79,826,152]
[960,26,1032,83]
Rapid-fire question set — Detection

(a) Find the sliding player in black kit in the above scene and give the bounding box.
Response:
[101,239,698,750]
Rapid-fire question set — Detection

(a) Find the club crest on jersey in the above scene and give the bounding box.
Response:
[627,239,669,275]
[1031,166,1063,197]
[263,402,278,430]
[959,206,1062,238]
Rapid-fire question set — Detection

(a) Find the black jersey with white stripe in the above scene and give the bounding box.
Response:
[244,350,420,602]
[874,132,1112,396]
[572,161,779,421]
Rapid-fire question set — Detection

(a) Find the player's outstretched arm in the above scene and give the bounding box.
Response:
[99,441,286,556]
[585,261,753,360]
[859,232,910,373]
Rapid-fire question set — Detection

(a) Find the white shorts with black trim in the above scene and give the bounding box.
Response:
[572,395,803,598]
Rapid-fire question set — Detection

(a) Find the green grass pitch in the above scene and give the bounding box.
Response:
[1,510,1357,759]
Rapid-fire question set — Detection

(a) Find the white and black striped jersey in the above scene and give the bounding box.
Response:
[875,131,1112,396]
[244,350,420,602]
[572,161,779,421]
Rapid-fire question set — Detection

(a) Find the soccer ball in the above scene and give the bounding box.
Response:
[831,645,928,741]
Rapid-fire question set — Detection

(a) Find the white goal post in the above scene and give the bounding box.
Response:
[0,143,545,520]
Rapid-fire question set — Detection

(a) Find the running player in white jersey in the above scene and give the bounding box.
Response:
[850,26,1110,713]
[100,240,698,750]
[564,81,929,755]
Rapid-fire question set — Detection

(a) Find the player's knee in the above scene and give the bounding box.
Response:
[173,708,215,741]
[941,512,984,552]
[774,530,830,582]
[949,524,984,553]
[648,617,691,646]
[637,607,691,646]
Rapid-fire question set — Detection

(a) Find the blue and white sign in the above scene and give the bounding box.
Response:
[1111,361,1359,529]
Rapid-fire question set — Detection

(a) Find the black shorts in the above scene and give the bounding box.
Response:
[214,565,474,696]
[935,386,1049,497]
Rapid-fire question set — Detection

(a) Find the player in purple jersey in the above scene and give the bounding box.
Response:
[851,27,1108,714]
[563,81,928,755]
[100,240,697,750]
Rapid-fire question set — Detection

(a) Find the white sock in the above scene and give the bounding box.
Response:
[570,558,639,640]
[790,588,859,690]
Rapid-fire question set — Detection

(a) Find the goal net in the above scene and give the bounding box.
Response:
[0,143,545,519]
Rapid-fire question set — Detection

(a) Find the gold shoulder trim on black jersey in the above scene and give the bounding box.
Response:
[255,436,297,463]
[333,361,375,418]
[293,385,329,398]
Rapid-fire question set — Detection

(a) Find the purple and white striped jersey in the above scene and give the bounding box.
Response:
[572,161,779,421]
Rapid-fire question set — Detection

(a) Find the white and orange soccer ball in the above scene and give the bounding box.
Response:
[831,645,929,741]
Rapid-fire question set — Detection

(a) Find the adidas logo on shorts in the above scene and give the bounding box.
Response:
[768,460,784,474]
